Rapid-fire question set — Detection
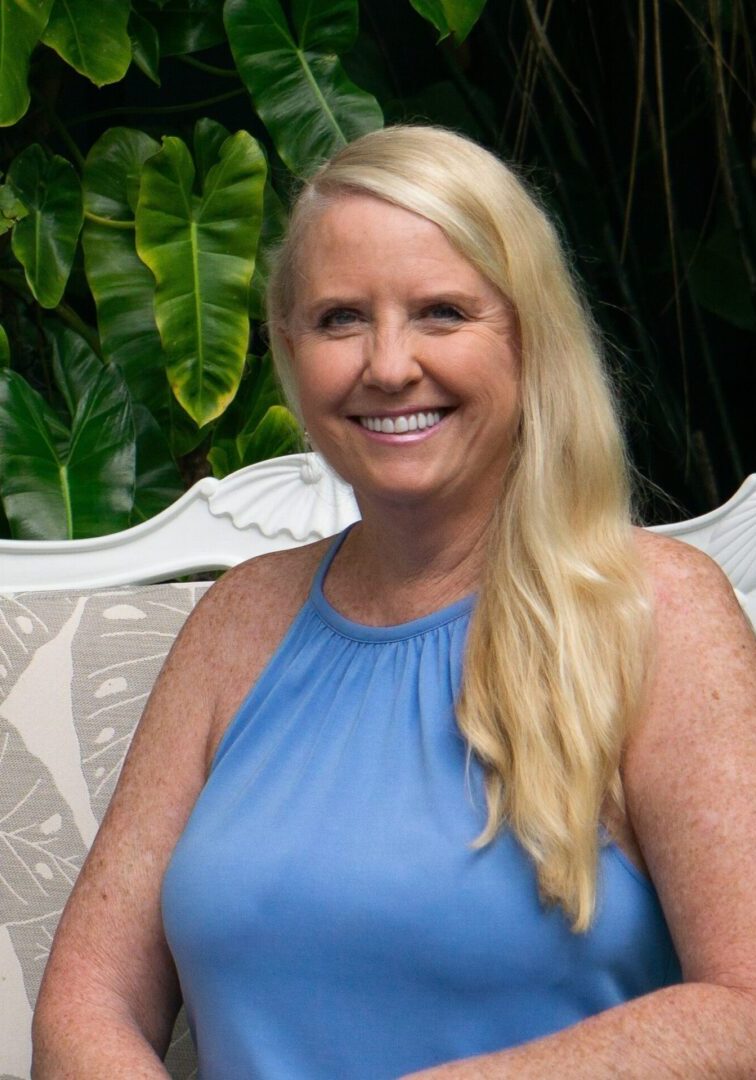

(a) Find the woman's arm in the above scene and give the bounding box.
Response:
[402,536,756,1079]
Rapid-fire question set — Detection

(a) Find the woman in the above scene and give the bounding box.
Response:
[33,126,756,1078]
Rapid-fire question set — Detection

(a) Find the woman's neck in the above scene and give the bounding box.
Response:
[322,497,494,626]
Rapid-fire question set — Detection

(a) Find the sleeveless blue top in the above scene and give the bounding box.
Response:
[162,531,681,1079]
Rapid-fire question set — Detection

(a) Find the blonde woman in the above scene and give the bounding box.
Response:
[33,127,756,1079]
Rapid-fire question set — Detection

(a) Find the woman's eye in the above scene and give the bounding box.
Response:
[318,309,359,330]
[424,304,464,322]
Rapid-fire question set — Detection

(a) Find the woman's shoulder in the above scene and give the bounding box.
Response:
[209,537,331,607]
[189,539,333,759]
[626,525,755,744]
[632,525,742,621]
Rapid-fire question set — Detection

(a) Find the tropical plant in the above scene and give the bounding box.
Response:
[0,0,753,539]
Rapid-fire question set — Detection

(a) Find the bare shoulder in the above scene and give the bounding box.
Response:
[633,526,751,634]
[623,529,756,985]
[629,526,755,736]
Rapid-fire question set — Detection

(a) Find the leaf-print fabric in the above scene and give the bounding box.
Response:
[0,583,208,1079]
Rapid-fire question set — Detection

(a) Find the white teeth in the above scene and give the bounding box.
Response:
[358,410,443,434]
[358,408,442,434]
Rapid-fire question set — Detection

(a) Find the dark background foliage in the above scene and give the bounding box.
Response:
[1,0,754,539]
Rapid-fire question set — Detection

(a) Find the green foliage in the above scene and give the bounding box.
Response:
[135,125,266,426]
[409,0,486,43]
[0,0,753,539]
[82,127,164,402]
[0,326,135,539]
[208,353,300,476]
[8,145,83,308]
[225,0,383,176]
[0,0,55,126]
[42,0,132,85]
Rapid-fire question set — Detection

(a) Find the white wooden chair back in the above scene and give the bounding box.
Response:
[0,453,360,593]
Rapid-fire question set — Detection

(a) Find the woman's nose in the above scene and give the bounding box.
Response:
[361,326,423,392]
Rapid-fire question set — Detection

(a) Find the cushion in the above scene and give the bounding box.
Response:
[0,583,210,1079]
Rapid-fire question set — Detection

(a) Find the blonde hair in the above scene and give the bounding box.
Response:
[267,126,651,931]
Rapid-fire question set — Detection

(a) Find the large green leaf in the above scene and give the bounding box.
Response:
[82,127,167,403]
[135,128,267,427]
[41,0,131,86]
[131,403,183,523]
[0,323,9,367]
[147,0,225,56]
[8,145,84,308]
[0,0,54,126]
[0,327,135,539]
[249,177,287,320]
[224,0,383,177]
[410,0,487,43]
[208,352,299,476]
[129,8,161,85]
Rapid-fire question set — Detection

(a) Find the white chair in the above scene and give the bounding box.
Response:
[0,456,753,1079]
[0,452,360,594]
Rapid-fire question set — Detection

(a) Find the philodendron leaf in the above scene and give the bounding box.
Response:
[42,0,131,86]
[208,404,300,478]
[0,327,135,539]
[131,403,183,524]
[135,128,267,427]
[0,324,9,366]
[208,352,292,476]
[0,0,55,126]
[8,145,84,308]
[148,0,226,56]
[224,0,383,177]
[410,0,487,43]
[82,127,167,404]
[193,118,231,188]
[129,9,161,85]
[240,404,300,465]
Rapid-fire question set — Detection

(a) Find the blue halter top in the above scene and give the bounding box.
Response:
[162,530,681,1079]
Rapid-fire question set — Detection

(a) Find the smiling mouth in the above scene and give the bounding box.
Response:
[356,409,450,434]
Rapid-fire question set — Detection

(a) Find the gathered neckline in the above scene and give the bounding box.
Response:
[309,527,476,644]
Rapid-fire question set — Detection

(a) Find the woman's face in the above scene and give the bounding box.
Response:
[283,193,521,516]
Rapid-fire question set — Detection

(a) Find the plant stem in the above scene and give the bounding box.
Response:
[84,211,136,230]
[69,89,248,127]
[176,55,241,79]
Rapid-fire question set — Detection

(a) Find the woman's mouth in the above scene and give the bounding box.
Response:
[356,409,448,434]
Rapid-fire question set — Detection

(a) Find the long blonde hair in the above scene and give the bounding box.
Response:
[267,126,651,931]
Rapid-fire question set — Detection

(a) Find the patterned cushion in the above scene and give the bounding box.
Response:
[0,583,210,1080]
